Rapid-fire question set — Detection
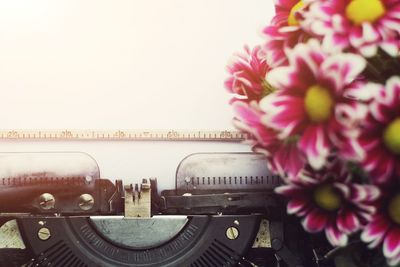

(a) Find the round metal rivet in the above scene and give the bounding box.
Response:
[39,193,55,210]
[226,226,239,240]
[78,194,94,210]
[85,175,93,183]
[38,227,51,241]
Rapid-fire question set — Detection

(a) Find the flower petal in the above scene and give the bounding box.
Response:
[320,53,366,93]
[337,209,360,234]
[287,198,310,215]
[383,227,400,259]
[302,209,328,233]
[298,125,330,170]
[325,223,348,247]
[361,215,390,248]
[351,184,380,202]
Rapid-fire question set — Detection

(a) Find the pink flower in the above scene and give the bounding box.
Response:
[262,0,311,67]
[361,181,400,266]
[303,0,400,57]
[357,76,400,183]
[276,162,379,246]
[232,100,306,178]
[225,46,271,101]
[261,39,366,169]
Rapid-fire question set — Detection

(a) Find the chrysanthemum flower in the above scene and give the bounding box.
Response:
[276,162,379,246]
[303,0,400,57]
[232,100,306,178]
[262,0,312,67]
[361,181,400,266]
[357,76,400,183]
[225,46,271,101]
[261,39,366,169]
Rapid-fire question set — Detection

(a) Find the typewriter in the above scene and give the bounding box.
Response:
[0,152,330,267]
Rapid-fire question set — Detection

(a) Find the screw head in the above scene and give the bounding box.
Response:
[226,226,239,240]
[38,227,51,241]
[85,175,93,183]
[39,193,55,210]
[78,194,94,210]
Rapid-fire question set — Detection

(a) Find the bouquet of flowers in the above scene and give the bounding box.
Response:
[225,0,400,266]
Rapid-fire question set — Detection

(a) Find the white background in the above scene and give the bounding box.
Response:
[0,0,274,190]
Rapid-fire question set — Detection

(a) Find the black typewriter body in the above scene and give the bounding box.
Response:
[0,152,330,267]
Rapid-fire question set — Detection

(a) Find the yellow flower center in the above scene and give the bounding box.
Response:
[288,1,304,26]
[346,0,386,26]
[383,118,400,155]
[388,194,400,224]
[304,85,334,123]
[314,185,342,211]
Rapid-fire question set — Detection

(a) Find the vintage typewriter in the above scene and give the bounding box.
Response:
[0,152,331,267]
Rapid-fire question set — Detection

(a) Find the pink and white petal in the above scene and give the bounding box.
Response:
[337,209,360,234]
[361,215,390,248]
[278,25,302,34]
[349,26,364,48]
[336,136,366,162]
[253,145,272,157]
[334,183,350,198]
[325,223,348,247]
[233,118,271,147]
[287,198,310,215]
[344,82,381,102]
[302,209,328,233]
[351,184,380,202]
[385,76,400,98]
[266,66,295,90]
[349,183,367,202]
[383,227,400,259]
[273,0,299,10]
[361,23,380,43]
[297,170,322,185]
[275,184,306,196]
[233,101,261,124]
[357,208,375,223]
[387,254,400,267]
[357,202,376,215]
[329,13,346,33]
[273,142,306,179]
[369,101,392,125]
[380,39,400,57]
[381,16,400,33]
[291,39,325,76]
[359,43,379,58]
[322,33,349,53]
[373,78,400,109]
[363,148,395,183]
[298,125,331,170]
[260,94,306,138]
[232,101,278,146]
[267,50,288,68]
[320,53,366,92]
[308,19,330,36]
[358,135,380,151]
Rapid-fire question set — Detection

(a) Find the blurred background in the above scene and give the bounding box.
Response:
[0,0,274,190]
